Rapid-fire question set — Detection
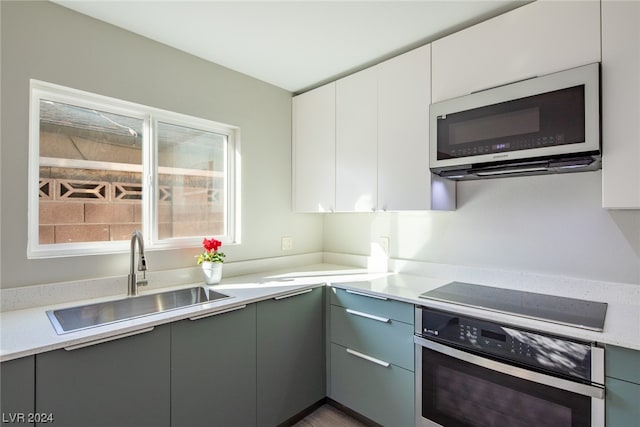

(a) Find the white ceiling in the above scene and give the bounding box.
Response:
[52,0,527,93]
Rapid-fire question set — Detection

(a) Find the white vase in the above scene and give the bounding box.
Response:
[201,261,223,285]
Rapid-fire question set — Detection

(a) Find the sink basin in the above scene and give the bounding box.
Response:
[47,287,231,334]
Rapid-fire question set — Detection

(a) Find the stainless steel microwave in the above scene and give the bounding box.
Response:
[429,63,600,180]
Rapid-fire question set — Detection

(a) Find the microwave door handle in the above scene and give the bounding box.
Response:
[414,336,604,399]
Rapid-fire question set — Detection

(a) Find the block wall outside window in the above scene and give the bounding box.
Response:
[29,80,238,258]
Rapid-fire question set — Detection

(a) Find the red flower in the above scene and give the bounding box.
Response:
[198,237,225,264]
[203,238,222,253]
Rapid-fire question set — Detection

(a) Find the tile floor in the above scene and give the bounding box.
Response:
[293,404,369,427]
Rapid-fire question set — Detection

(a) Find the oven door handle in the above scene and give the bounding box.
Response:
[414,336,605,399]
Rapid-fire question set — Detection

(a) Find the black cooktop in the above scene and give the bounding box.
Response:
[419,281,608,331]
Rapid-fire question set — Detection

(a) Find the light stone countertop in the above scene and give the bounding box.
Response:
[328,273,640,351]
[1,262,639,362]
[0,264,388,362]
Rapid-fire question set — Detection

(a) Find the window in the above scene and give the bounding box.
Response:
[28,80,239,258]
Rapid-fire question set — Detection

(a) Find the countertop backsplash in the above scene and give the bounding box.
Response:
[0,253,326,312]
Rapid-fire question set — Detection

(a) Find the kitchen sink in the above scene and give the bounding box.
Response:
[47,287,231,334]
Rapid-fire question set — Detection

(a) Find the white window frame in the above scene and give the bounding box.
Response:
[28,79,240,258]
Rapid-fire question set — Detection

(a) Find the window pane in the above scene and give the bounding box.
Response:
[157,121,227,239]
[39,99,144,244]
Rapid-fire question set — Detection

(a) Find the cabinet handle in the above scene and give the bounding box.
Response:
[64,327,155,351]
[346,309,390,323]
[345,289,388,301]
[274,288,313,300]
[346,348,390,368]
[189,304,247,321]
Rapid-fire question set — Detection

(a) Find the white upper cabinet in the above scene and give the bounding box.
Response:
[292,82,336,212]
[431,0,601,102]
[335,67,378,212]
[601,0,640,209]
[378,44,453,211]
[333,45,455,212]
[293,45,455,213]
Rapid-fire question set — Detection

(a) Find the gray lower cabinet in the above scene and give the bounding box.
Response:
[35,325,170,427]
[328,287,414,427]
[1,356,35,426]
[257,286,325,427]
[171,304,257,427]
[330,343,413,427]
[606,345,640,426]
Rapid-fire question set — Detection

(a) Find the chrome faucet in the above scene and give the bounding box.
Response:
[128,230,148,296]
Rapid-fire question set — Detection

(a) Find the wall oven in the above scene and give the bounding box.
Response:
[414,306,605,427]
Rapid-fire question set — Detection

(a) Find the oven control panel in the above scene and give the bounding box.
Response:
[419,307,593,381]
[458,320,535,358]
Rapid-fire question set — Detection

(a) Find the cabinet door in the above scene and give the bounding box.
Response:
[605,345,640,426]
[292,82,336,212]
[378,44,455,211]
[606,345,640,385]
[1,356,35,426]
[35,326,170,427]
[171,304,257,427]
[432,1,601,102]
[378,45,430,211]
[601,0,640,209]
[257,287,325,427]
[606,378,640,427]
[330,343,414,427]
[330,305,414,371]
[330,287,414,324]
[335,67,378,211]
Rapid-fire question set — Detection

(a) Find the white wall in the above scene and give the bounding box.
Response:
[324,171,640,285]
[0,1,322,288]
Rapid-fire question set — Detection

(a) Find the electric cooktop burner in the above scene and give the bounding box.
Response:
[419,281,608,331]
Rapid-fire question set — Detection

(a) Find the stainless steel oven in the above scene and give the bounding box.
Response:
[414,306,605,427]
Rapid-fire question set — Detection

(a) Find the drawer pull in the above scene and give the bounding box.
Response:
[346,348,390,368]
[64,327,155,351]
[189,304,247,321]
[274,288,313,300]
[345,289,388,300]
[346,309,390,323]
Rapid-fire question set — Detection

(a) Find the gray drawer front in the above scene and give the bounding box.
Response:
[330,305,414,371]
[329,343,414,427]
[330,287,413,324]
[606,377,640,426]
[606,345,640,384]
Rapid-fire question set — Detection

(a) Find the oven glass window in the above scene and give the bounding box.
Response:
[422,348,591,427]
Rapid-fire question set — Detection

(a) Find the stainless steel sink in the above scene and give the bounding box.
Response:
[47,287,231,334]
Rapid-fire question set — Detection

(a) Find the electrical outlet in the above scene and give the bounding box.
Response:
[379,237,390,256]
[281,236,293,251]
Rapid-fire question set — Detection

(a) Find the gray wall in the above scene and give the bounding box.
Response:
[324,171,640,284]
[0,1,322,288]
